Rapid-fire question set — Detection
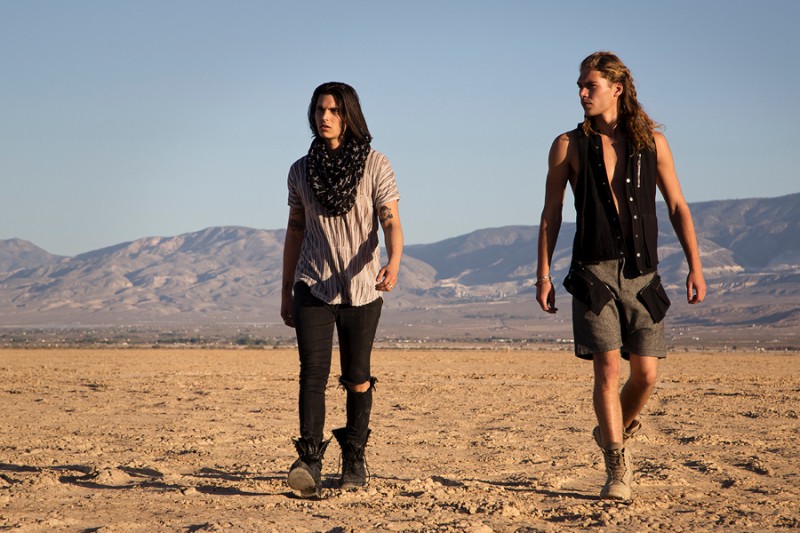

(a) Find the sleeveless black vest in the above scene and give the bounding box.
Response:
[572,127,660,276]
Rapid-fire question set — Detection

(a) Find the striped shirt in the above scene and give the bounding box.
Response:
[288,149,400,306]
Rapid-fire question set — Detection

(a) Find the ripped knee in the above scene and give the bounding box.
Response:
[339,376,377,393]
[350,381,370,393]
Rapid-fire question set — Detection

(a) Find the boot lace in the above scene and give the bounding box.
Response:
[337,450,371,486]
[604,449,628,482]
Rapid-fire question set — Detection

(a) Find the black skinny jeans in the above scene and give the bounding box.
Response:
[293,282,382,444]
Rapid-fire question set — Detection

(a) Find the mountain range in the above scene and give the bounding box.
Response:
[1,194,799,346]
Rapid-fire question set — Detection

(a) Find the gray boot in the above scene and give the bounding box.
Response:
[287,436,330,498]
[599,444,632,501]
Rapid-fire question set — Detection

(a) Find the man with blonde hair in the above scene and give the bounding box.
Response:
[535,52,706,500]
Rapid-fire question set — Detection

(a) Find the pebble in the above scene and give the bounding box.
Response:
[465,524,493,533]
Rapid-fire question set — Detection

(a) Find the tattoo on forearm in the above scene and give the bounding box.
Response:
[379,206,393,223]
[288,218,305,232]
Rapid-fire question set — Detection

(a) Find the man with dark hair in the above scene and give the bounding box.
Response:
[281,82,404,498]
[535,52,706,501]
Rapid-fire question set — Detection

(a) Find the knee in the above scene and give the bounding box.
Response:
[633,367,658,389]
[339,376,377,393]
[299,363,330,384]
[594,357,621,385]
[350,381,371,393]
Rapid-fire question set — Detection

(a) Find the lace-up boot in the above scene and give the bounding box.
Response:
[287,436,330,498]
[600,444,632,501]
[333,427,370,489]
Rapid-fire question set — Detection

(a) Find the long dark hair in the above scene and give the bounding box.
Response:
[580,52,660,152]
[307,82,372,144]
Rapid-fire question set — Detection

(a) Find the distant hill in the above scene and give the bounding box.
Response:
[0,227,284,325]
[0,238,63,273]
[1,194,799,344]
[687,194,800,267]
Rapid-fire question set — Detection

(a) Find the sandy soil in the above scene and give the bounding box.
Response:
[1,348,798,532]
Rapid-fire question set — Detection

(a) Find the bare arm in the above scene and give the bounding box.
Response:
[654,132,706,304]
[281,206,305,326]
[536,133,573,314]
[375,200,403,292]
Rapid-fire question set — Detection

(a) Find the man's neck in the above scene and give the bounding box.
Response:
[592,113,621,138]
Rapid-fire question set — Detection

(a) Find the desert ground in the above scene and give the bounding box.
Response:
[1,348,798,532]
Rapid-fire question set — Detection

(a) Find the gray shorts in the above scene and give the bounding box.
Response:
[568,259,667,360]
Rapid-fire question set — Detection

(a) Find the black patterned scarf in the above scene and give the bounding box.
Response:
[305,137,371,216]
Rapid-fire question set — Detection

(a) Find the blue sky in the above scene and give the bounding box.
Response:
[2,1,798,256]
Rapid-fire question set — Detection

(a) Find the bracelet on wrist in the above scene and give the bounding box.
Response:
[535,275,552,287]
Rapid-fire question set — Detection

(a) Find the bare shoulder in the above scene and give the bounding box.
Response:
[549,130,579,168]
[652,130,671,152]
[553,129,578,147]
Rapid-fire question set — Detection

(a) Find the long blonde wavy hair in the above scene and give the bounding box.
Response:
[580,52,660,152]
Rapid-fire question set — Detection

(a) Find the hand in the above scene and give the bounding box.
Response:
[280,293,295,327]
[686,270,706,304]
[376,264,398,292]
[536,280,558,314]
